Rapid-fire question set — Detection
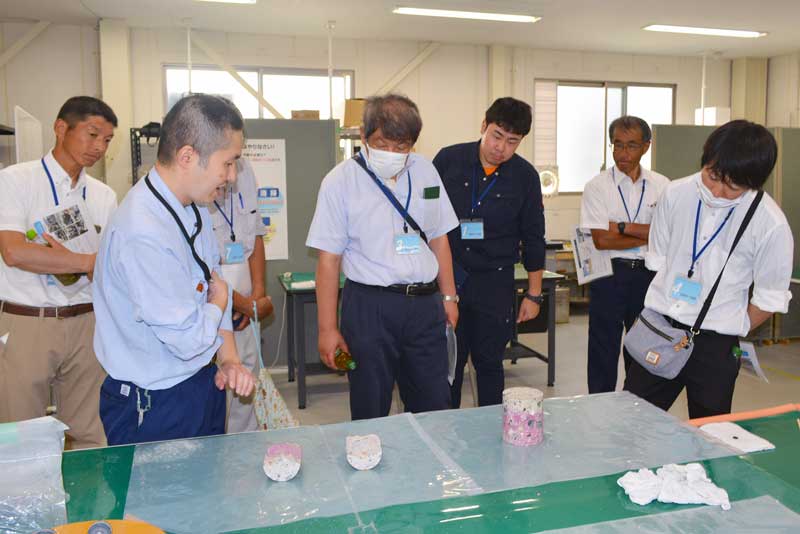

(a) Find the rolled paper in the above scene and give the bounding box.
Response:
[502,387,544,446]
[263,443,302,482]
[346,434,382,470]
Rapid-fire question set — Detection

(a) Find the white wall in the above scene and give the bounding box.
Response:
[767,52,800,127]
[0,22,100,171]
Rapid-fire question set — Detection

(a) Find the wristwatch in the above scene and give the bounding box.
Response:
[442,294,460,303]
[524,292,544,305]
[618,221,627,235]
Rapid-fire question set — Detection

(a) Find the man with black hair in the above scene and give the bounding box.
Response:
[580,116,670,393]
[0,96,118,448]
[625,120,793,417]
[307,94,459,420]
[94,94,255,445]
[434,97,546,408]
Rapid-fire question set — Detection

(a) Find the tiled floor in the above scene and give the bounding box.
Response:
[272,310,800,426]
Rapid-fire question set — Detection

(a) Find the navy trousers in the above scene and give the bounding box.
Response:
[341,281,451,420]
[451,268,515,408]
[587,261,654,393]
[100,364,225,446]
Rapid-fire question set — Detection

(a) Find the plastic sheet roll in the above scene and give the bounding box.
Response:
[502,387,544,446]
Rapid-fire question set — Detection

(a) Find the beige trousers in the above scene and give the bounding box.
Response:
[0,308,107,449]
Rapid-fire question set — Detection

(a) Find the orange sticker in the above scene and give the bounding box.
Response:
[196,282,204,293]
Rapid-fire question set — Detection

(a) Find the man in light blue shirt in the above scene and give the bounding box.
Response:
[307,94,460,420]
[94,95,255,445]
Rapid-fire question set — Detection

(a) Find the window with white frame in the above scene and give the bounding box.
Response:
[164,66,354,123]
[534,80,675,193]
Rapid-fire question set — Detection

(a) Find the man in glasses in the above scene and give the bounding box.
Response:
[579,116,670,393]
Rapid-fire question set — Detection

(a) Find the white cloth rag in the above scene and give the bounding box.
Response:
[617,463,731,510]
[290,280,316,290]
[699,422,775,454]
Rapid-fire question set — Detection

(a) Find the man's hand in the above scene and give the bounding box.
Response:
[517,299,541,323]
[252,295,273,321]
[443,300,459,329]
[207,271,229,311]
[232,311,250,331]
[42,233,96,279]
[214,360,256,396]
[318,328,349,370]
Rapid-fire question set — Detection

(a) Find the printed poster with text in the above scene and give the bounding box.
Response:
[243,139,288,260]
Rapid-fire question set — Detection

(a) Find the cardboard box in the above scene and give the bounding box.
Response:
[343,99,366,127]
[291,110,320,120]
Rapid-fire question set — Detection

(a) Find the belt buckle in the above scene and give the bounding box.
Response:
[405,284,417,296]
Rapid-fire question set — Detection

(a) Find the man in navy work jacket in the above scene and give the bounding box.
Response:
[434,97,546,408]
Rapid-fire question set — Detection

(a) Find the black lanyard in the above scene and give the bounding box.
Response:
[145,175,211,282]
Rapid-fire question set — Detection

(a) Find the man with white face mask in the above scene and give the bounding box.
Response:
[306,94,459,420]
[624,120,793,418]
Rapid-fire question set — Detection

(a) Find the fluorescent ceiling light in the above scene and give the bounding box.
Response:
[393,7,540,24]
[195,0,257,4]
[643,24,766,39]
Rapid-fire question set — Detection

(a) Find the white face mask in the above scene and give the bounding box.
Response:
[695,173,741,209]
[365,144,408,181]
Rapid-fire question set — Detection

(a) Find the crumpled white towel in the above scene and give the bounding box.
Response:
[618,463,731,510]
[290,280,316,290]
[700,422,775,454]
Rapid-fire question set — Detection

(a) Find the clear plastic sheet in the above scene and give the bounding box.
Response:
[538,496,800,533]
[124,414,481,532]
[413,391,736,493]
[123,392,737,532]
[0,416,68,532]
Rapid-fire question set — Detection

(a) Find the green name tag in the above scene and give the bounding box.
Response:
[423,186,440,199]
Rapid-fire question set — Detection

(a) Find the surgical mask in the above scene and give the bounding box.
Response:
[695,173,741,209]
[365,144,408,181]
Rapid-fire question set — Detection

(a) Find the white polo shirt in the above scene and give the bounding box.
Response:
[645,173,793,336]
[306,154,459,286]
[0,151,118,307]
[580,166,670,260]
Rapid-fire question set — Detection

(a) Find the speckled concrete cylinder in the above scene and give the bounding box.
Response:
[502,387,544,446]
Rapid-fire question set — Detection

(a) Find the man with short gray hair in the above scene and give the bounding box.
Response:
[93,94,255,445]
[579,115,670,393]
[307,94,460,420]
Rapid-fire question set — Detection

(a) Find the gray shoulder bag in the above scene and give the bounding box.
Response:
[624,190,763,379]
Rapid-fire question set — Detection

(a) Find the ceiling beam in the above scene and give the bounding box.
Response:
[190,32,285,119]
[0,21,50,69]
[376,42,441,95]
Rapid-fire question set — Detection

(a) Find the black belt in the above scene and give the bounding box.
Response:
[666,316,724,337]
[349,280,439,296]
[611,258,647,269]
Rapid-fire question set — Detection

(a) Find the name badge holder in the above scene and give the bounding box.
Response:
[460,219,484,240]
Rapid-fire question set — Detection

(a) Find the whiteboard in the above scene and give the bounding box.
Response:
[14,106,43,164]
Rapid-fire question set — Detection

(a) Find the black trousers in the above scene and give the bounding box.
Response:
[451,268,515,408]
[340,281,450,420]
[624,326,741,419]
[587,261,655,393]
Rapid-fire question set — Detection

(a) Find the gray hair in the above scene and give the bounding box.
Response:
[363,94,422,144]
[608,115,652,143]
[157,94,244,167]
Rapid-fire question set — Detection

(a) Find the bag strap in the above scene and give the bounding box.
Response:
[691,190,764,334]
[353,154,428,244]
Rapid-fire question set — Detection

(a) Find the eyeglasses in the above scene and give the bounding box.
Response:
[610,142,645,152]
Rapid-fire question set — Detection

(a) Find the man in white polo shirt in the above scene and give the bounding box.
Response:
[0,96,118,448]
[580,116,670,393]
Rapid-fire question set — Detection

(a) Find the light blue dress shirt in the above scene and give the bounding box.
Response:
[93,168,233,390]
[306,154,459,286]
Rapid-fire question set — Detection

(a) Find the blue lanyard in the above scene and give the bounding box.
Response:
[613,168,645,223]
[213,189,236,242]
[41,158,85,206]
[471,166,499,215]
[358,154,413,233]
[689,199,735,278]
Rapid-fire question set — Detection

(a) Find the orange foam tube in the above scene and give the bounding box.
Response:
[688,403,800,427]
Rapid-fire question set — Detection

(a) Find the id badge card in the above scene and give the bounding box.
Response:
[224,242,245,264]
[460,219,484,240]
[394,233,422,255]
[670,275,702,305]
